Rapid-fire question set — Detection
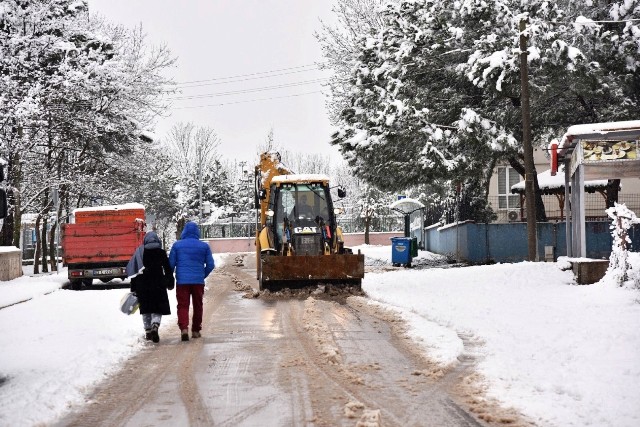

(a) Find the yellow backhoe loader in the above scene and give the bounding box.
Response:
[254,152,365,291]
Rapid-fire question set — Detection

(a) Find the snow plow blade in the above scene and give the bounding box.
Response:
[260,253,365,291]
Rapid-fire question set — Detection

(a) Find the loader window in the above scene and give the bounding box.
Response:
[289,186,327,223]
[273,183,332,247]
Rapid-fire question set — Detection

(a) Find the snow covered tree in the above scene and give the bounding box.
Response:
[0,0,175,268]
[327,0,640,222]
[316,0,386,124]
[355,183,396,243]
[606,203,640,286]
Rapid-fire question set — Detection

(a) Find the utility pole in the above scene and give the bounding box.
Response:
[520,18,538,261]
[198,144,203,224]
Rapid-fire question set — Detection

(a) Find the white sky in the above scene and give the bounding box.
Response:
[2,247,640,426]
[87,0,342,164]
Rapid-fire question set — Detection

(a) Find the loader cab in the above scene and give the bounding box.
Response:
[268,180,335,252]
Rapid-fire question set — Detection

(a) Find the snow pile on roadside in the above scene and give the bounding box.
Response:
[0,271,68,308]
[0,289,145,426]
[365,299,463,367]
[359,253,640,427]
[0,253,224,427]
[355,243,445,266]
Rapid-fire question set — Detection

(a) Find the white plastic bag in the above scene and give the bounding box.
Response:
[119,292,140,315]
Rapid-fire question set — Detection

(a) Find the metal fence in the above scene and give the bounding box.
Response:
[200,209,405,238]
[201,193,640,236]
[336,215,405,233]
[200,222,258,239]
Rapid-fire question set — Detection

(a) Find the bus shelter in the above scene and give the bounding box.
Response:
[551,120,640,257]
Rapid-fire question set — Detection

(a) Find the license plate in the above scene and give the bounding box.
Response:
[94,269,115,275]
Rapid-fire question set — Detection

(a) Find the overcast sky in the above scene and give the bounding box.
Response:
[87,0,342,166]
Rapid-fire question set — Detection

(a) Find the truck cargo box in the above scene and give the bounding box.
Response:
[62,204,146,289]
[73,203,145,224]
[61,222,145,264]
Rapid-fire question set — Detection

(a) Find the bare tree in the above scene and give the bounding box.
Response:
[163,122,225,220]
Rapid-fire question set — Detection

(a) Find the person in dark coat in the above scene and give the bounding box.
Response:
[169,221,215,341]
[126,231,174,343]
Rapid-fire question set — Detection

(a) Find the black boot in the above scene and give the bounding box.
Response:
[151,323,160,343]
[145,329,152,341]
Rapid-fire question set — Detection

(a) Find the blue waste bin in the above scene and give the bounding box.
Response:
[391,237,412,267]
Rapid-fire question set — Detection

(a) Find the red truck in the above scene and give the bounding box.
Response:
[61,203,146,290]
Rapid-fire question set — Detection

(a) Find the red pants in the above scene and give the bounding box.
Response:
[176,285,205,332]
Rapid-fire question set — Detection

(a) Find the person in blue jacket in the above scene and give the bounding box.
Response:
[169,221,215,341]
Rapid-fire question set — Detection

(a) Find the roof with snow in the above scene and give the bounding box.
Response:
[511,167,608,194]
[555,120,640,158]
[72,203,145,213]
[271,174,330,184]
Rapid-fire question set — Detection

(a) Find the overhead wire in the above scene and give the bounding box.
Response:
[172,91,324,109]
[164,62,333,109]
[171,64,328,89]
[169,78,330,100]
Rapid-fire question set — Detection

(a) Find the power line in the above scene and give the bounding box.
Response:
[173,68,328,89]
[169,78,329,100]
[172,90,323,109]
[171,63,326,87]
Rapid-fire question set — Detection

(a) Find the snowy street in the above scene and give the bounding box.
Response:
[3,1,640,425]
[1,246,639,426]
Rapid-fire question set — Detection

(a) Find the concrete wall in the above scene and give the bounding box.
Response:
[342,232,403,247]
[0,247,23,281]
[204,231,404,254]
[205,237,254,254]
[425,221,633,263]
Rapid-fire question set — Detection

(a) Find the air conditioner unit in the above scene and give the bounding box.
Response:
[507,210,519,221]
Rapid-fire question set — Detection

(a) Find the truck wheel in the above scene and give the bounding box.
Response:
[82,278,93,287]
[70,280,82,290]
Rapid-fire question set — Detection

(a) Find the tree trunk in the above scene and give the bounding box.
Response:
[33,214,41,275]
[364,214,371,244]
[41,215,49,273]
[508,156,547,222]
[12,187,21,248]
[606,179,620,208]
[1,141,21,247]
[1,203,14,246]
[533,168,547,222]
[176,216,186,240]
[48,217,57,271]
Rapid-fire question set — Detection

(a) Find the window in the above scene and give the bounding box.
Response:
[497,166,521,210]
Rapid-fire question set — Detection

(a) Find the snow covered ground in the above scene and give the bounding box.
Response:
[1,247,639,427]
